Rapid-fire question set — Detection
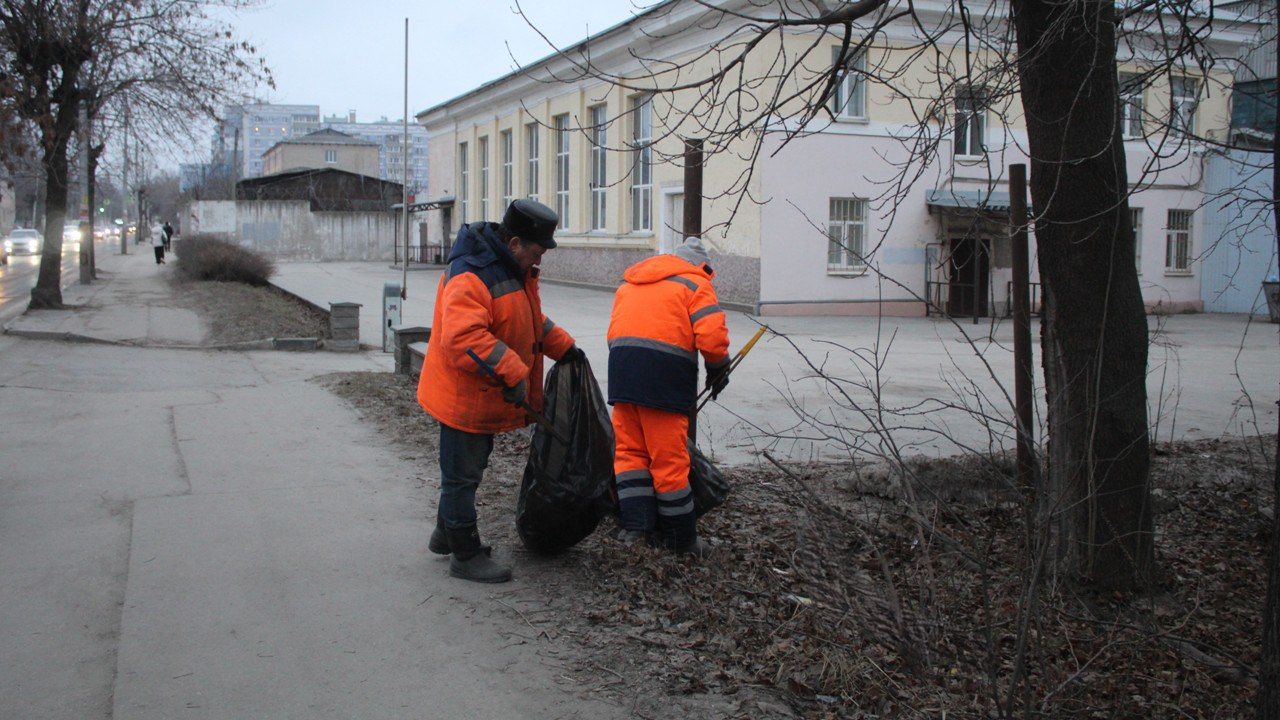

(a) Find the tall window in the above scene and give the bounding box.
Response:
[831,47,867,120]
[1171,77,1199,135]
[827,197,867,273]
[954,86,986,157]
[525,123,540,202]
[590,105,608,231]
[1165,209,1192,273]
[459,141,469,225]
[1131,208,1143,273]
[324,149,337,163]
[630,95,652,232]
[1119,73,1144,139]
[554,114,570,230]
[501,130,514,211]
[478,136,490,220]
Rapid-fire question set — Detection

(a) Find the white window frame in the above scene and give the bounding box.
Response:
[500,130,514,211]
[459,141,469,225]
[1165,209,1193,275]
[630,95,652,232]
[525,123,539,202]
[1119,73,1144,139]
[955,87,987,158]
[324,149,337,164]
[554,114,570,230]
[590,105,608,231]
[478,136,489,221]
[827,197,867,275]
[831,47,867,120]
[1131,207,1143,274]
[1171,77,1199,136]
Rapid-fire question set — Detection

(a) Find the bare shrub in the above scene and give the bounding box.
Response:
[176,234,276,286]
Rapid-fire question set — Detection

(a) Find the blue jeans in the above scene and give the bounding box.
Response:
[438,424,494,530]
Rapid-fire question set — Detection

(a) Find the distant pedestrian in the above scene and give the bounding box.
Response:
[151,225,165,264]
[162,222,173,252]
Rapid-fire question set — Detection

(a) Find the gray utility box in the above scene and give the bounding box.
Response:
[391,325,431,375]
[383,283,402,352]
[329,301,362,352]
[1264,281,1280,323]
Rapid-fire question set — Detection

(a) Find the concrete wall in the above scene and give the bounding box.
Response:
[185,200,397,261]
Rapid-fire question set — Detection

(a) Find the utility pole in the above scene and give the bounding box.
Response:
[401,17,410,300]
[78,104,92,284]
[120,103,129,254]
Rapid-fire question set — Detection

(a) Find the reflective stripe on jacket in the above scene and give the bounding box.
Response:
[607,253,730,413]
[417,222,575,434]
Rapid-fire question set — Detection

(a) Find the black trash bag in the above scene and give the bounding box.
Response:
[516,354,617,554]
[689,439,729,517]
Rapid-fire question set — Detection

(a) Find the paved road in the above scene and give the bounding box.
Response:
[0,240,86,323]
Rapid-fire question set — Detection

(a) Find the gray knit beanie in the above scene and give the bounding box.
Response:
[674,236,710,267]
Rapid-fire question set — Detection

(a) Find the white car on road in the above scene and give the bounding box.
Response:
[4,228,41,256]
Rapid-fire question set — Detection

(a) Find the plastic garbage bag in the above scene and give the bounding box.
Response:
[516,354,617,554]
[689,439,729,517]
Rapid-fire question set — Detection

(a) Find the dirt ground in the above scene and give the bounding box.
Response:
[168,275,330,346]
[184,279,1277,718]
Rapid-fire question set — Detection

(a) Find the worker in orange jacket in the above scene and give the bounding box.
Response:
[607,236,730,556]
[418,199,580,583]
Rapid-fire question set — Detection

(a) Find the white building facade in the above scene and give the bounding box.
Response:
[417,0,1256,316]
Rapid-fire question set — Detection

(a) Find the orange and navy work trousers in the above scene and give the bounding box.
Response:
[612,402,697,548]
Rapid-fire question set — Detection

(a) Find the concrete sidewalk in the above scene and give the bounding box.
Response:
[0,250,626,719]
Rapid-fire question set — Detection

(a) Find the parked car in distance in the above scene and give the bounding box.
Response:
[4,228,41,255]
[63,224,82,251]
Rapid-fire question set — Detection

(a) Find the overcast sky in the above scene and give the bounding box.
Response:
[221,0,651,127]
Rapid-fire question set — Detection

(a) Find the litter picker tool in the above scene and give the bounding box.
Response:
[466,349,569,444]
[696,325,768,413]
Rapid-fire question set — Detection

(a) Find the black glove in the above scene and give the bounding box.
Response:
[502,378,528,406]
[560,345,585,363]
[706,363,730,400]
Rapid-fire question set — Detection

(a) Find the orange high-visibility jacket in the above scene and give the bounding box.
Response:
[607,254,730,413]
[418,222,575,434]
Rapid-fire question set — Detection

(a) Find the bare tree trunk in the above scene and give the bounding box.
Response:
[30,128,72,309]
[1256,34,1280,715]
[1012,0,1154,589]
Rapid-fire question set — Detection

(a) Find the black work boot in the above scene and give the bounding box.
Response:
[674,536,712,558]
[448,526,512,583]
[657,512,710,558]
[430,516,492,556]
[428,516,450,555]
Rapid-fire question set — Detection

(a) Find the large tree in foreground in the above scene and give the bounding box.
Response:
[1010,0,1154,587]
[0,0,269,308]
[0,0,92,308]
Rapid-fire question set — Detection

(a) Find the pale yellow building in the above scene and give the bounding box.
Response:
[416,0,1258,315]
[260,129,381,179]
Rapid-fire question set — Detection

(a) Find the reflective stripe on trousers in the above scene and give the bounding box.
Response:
[612,402,694,542]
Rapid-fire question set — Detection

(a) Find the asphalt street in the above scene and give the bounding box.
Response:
[0,242,79,323]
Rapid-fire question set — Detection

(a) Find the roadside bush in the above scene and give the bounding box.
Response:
[176,234,275,286]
